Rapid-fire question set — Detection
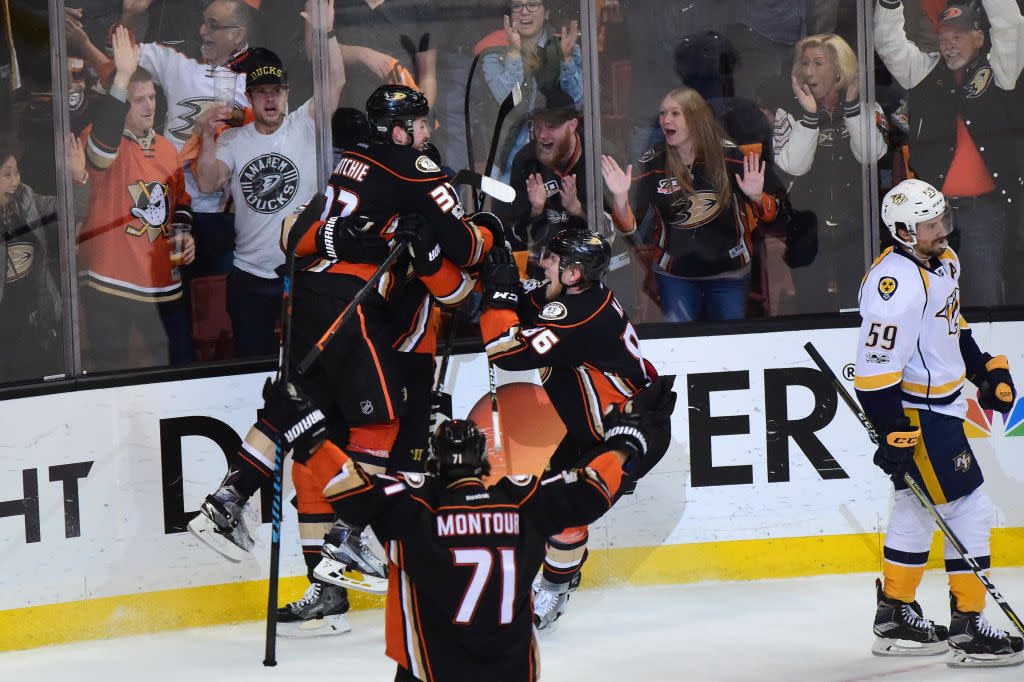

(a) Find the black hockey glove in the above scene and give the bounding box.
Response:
[394,213,443,276]
[872,417,920,478]
[480,244,522,310]
[975,354,1016,413]
[314,214,387,263]
[469,211,505,246]
[258,378,328,463]
[602,375,677,477]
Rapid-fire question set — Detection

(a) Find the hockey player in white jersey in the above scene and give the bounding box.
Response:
[855,179,1022,667]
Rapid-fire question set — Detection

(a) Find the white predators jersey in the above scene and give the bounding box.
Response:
[855,246,968,419]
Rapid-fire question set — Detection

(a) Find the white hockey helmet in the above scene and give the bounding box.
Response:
[880,179,952,248]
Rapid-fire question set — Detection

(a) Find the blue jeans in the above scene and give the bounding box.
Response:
[948,193,1006,307]
[655,271,749,323]
[226,267,282,358]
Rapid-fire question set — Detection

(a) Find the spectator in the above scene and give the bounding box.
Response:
[0,134,88,384]
[332,0,437,112]
[873,0,1024,307]
[195,6,344,357]
[772,32,887,313]
[75,0,252,278]
[602,87,787,323]
[504,87,587,276]
[77,27,195,373]
[479,1,582,179]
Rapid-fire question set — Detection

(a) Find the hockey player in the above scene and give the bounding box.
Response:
[188,84,492,632]
[477,228,658,630]
[857,178,1023,666]
[265,372,675,682]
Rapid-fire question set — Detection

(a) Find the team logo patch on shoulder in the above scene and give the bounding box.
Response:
[539,301,568,320]
[415,155,440,173]
[878,276,898,300]
[639,147,655,163]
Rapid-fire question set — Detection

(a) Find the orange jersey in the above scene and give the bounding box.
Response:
[78,126,192,302]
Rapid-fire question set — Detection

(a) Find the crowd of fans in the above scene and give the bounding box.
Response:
[3,0,1024,386]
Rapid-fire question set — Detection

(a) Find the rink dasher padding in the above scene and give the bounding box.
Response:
[3,325,1024,650]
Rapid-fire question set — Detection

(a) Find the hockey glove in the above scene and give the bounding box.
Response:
[394,213,443,276]
[872,417,920,477]
[259,378,328,463]
[480,244,522,310]
[602,375,677,476]
[469,211,505,246]
[975,354,1016,413]
[314,214,386,262]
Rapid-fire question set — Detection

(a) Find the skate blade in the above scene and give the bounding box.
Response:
[186,514,247,563]
[947,649,1024,668]
[871,636,949,657]
[277,613,352,639]
[314,557,388,595]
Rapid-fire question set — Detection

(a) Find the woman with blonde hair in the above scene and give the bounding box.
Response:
[772,32,887,313]
[602,87,787,323]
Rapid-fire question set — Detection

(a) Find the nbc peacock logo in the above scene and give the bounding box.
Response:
[963,396,1024,439]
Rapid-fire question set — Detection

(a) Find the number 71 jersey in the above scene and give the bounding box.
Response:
[855,246,969,420]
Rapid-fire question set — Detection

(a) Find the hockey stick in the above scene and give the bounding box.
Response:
[804,341,1024,638]
[430,312,459,433]
[263,206,308,666]
[477,84,523,211]
[451,169,517,204]
[296,243,408,375]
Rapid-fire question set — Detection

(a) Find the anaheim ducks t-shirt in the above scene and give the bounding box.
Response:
[216,99,316,279]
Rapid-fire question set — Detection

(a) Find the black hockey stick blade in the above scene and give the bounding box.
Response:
[484,83,523,180]
[451,169,516,203]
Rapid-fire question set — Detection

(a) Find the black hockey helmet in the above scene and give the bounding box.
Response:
[428,419,490,481]
[365,84,430,144]
[546,228,611,284]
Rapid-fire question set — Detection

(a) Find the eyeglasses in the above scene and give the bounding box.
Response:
[202,19,241,32]
[509,2,543,13]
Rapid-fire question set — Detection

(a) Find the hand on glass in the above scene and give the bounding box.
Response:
[67,133,87,182]
[559,19,579,62]
[112,25,140,77]
[301,0,335,33]
[735,151,765,205]
[503,15,523,57]
[601,154,632,197]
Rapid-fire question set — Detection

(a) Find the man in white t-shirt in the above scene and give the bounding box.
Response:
[195,25,343,356]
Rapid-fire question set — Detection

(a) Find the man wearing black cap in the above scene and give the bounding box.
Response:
[504,88,587,277]
[874,0,1024,307]
[195,5,344,358]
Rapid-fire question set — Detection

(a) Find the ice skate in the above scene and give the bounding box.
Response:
[312,520,389,595]
[871,579,949,656]
[532,577,571,632]
[947,599,1024,668]
[187,482,254,563]
[276,581,352,638]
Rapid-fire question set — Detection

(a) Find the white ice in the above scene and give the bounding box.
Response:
[3,569,1023,681]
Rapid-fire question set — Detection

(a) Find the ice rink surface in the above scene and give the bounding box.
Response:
[4,569,1024,681]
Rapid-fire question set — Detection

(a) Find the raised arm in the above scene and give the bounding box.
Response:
[303,0,345,117]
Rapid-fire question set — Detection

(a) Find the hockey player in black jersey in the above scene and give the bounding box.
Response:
[477,227,659,630]
[188,84,491,632]
[261,371,675,682]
